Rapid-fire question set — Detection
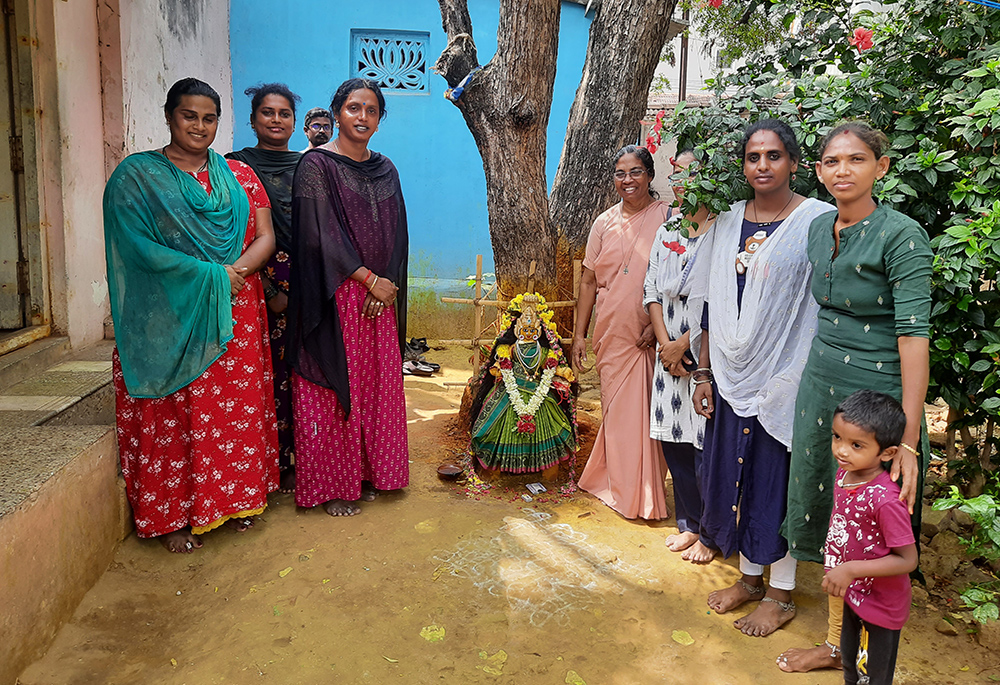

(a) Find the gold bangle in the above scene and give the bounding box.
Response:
[369,275,379,291]
[899,441,919,457]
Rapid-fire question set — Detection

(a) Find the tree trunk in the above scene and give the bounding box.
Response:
[550,0,678,268]
[434,0,561,299]
[435,0,678,305]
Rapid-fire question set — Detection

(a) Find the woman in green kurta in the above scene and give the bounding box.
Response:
[777,122,932,673]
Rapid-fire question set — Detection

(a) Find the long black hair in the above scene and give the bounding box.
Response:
[330,77,387,121]
[244,82,301,121]
[739,118,801,164]
[164,77,221,116]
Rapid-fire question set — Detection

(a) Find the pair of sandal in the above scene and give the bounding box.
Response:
[403,359,437,376]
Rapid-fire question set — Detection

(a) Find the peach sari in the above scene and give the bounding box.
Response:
[578,199,671,519]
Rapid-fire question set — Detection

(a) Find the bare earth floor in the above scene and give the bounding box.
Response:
[18,348,999,685]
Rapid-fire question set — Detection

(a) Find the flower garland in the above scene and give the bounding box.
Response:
[496,345,559,434]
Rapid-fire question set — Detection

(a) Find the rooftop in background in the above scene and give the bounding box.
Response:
[645,92,715,120]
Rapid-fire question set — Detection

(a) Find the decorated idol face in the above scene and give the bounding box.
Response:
[515,297,542,343]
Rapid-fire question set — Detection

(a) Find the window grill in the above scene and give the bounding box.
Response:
[351,29,430,93]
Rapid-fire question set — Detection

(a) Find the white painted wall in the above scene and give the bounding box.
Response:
[38,0,235,349]
[654,29,743,100]
[50,0,110,346]
[119,0,234,155]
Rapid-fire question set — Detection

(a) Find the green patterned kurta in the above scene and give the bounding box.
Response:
[783,204,933,563]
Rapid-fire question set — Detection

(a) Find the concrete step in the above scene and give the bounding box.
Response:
[0,336,71,393]
[0,341,115,429]
[0,338,123,685]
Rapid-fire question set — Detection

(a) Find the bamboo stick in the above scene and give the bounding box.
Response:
[440,297,577,307]
[473,255,483,374]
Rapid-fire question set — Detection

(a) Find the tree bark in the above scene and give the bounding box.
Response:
[434,0,561,298]
[435,0,678,304]
[550,0,678,265]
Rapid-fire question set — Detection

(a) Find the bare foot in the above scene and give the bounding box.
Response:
[279,468,296,494]
[665,531,699,552]
[360,483,379,502]
[682,540,718,564]
[223,517,254,532]
[708,576,764,614]
[158,529,202,553]
[776,644,842,673]
[323,499,361,516]
[734,591,796,637]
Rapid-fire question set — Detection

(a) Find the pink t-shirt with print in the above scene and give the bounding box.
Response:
[824,468,915,630]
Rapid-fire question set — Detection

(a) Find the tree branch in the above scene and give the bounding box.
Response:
[435,0,480,87]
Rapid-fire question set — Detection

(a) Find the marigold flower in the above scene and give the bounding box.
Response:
[849,27,874,51]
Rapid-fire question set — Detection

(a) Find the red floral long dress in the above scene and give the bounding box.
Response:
[112,160,279,538]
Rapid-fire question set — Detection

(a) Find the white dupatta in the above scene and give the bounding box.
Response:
[706,197,834,447]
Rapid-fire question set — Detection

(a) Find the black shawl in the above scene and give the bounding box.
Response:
[287,148,408,415]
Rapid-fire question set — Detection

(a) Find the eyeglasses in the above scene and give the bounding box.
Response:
[613,169,646,181]
[309,123,332,132]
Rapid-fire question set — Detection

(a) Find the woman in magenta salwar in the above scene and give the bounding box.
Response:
[287,78,409,516]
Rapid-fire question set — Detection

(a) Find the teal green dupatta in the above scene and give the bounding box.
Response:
[104,150,250,398]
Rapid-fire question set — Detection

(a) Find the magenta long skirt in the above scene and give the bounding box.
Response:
[292,279,409,507]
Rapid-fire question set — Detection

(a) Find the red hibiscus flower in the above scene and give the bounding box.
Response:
[708,0,723,7]
[499,358,513,370]
[849,27,874,51]
[663,240,687,255]
[645,134,658,155]
[516,416,537,434]
[544,356,558,369]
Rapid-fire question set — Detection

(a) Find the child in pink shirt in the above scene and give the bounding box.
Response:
[823,390,918,685]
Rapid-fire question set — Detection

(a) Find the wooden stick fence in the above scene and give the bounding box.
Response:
[439,256,581,374]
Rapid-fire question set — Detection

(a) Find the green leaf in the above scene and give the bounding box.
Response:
[973,602,999,625]
[970,360,992,373]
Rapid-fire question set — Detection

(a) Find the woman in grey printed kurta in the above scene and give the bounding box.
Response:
[643,150,717,561]
[777,122,932,674]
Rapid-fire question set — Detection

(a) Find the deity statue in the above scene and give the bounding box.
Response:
[468,293,577,476]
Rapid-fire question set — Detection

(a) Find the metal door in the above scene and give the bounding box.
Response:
[0,1,24,330]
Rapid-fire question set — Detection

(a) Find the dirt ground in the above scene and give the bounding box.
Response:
[18,346,1000,685]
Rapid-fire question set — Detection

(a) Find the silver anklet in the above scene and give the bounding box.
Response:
[761,596,796,612]
[824,640,841,658]
[738,579,765,596]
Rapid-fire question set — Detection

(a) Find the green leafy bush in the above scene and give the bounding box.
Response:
[657,0,1000,482]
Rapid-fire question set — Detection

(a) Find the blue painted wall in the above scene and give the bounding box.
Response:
[230,1,591,282]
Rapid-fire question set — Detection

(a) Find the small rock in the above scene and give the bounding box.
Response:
[952,509,974,529]
[935,619,959,636]
[921,505,953,538]
[911,585,929,604]
[923,530,967,577]
[977,619,1000,651]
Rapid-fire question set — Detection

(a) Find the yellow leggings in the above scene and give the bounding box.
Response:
[828,595,844,647]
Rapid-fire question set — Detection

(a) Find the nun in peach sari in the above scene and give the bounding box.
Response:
[571,145,671,520]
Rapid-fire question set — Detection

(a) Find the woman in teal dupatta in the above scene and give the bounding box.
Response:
[105,78,279,553]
